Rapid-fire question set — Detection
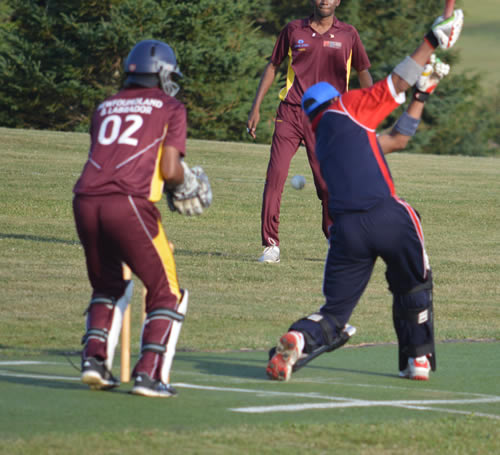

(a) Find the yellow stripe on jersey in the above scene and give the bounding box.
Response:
[279,47,295,101]
[152,220,181,300]
[148,125,169,202]
[346,50,353,91]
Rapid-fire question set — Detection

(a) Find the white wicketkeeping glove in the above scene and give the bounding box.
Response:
[414,54,450,101]
[428,9,464,50]
[166,161,212,216]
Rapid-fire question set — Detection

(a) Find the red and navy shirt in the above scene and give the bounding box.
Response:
[271,16,371,105]
[74,87,186,203]
[312,76,406,214]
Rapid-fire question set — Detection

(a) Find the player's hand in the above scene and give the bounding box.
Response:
[416,54,450,97]
[429,9,464,49]
[247,110,260,139]
[166,162,212,216]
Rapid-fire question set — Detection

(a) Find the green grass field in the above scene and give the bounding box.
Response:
[0,3,499,453]
[0,127,499,454]
[459,0,500,88]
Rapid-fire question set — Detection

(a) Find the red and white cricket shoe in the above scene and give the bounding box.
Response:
[399,355,431,381]
[266,331,304,381]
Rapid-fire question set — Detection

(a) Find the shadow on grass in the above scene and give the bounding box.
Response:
[0,346,396,391]
[175,351,396,381]
[1,233,325,262]
[0,345,80,357]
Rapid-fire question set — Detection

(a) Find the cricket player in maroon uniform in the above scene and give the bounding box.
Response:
[247,0,373,264]
[73,40,212,398]
[266,10,464,382]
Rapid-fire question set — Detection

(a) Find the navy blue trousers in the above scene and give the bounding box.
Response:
[290,196,433,357]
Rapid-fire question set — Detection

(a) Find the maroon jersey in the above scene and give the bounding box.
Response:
[74,87,187,202]
[271,17,371,105]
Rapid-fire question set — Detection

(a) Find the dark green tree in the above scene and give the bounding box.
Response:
[0,0,497,155]
[0,0,276,139]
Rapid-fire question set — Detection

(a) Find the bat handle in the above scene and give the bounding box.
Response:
[443,0,455,19]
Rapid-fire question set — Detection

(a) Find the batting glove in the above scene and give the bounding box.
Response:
[426,9,464,50]
[413,54,450,102]
[166,161,212,216]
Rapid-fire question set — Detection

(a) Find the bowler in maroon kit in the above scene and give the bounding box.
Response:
[247,0,372,264]
[74,40,212,398]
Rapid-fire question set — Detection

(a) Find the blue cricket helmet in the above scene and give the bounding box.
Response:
[302,82,340,118]
[124,40,183,96]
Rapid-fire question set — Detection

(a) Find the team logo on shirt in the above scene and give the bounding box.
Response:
[294,39,310,49]
[323,41,342,49]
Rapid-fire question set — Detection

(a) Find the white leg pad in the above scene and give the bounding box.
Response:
[160,289,189,384]
[105,280,134,371]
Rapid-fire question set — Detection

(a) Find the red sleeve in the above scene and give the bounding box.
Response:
[340,78,401,130]
[163,103,187,157]
[270,23,292,66]
[351,28,371,72]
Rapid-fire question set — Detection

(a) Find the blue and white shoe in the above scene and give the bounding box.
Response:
[131,373,178,398]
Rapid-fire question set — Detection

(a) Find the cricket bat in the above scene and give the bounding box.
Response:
[443,0,455,19]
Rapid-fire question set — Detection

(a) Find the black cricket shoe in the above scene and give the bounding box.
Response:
[81,357,120,390]
[131,373,178,398]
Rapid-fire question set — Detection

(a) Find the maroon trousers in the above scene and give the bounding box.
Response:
[261,102,332,247]
[73,194,181,379]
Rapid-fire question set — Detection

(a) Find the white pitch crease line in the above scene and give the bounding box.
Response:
[0,361,63,366]
[0,370,80,381]
[231,397,500,414]
[173,383,362,402]
[2,364,500,421]
[401,405,500,421]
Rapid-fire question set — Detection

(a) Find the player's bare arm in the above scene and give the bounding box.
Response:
[160,145,184,186]
[381,55,451,155]
[357,69,373,88]
[247,62,279,139]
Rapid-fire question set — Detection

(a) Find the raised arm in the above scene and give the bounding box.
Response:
[380,56,451,155]
[391,9,463,95]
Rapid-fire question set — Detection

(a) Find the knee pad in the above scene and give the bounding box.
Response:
[289,312,342,353]
[82,280,134,370]
[138,289,188,383]
[393,272,436,371]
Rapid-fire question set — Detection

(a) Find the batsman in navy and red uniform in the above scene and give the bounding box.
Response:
[73,40,212,397]
[266,9,464,381]
[247,0,373,264]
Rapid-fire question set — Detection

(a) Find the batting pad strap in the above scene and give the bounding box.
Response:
[83,296,115,315]
[393,56,424,87]
[393,112,421,137]
[147,308,185,322]
[81,328,108,345]
[408,272,433,294]
[300,312,341,347]
[141,343,167,354]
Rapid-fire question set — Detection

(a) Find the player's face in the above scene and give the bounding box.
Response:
[311,0,340,18]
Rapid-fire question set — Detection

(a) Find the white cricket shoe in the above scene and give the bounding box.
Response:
[258,245,280,263]
[266,331,304,381]
[399,355,431,381]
